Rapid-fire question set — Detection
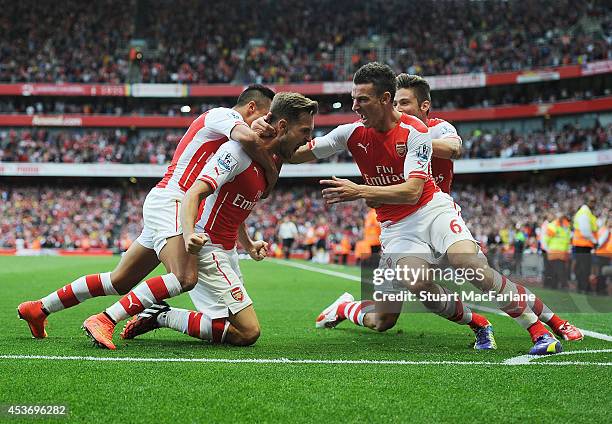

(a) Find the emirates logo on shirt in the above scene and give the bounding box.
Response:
[395,142,407,157]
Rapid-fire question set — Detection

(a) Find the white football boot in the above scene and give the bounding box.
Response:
[315,292,354,329]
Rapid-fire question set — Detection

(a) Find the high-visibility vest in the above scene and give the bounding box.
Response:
[546,219,571,261]
[595,227,612,257]
[572,205,598,248]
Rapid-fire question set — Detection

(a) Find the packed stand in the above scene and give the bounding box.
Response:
[1,123,609,164]
[0,0,609,84]
[0,185,122,249]
[0,128,182,164]
[463,122,611,158]
[2,177,609,255]
[0,0,132,83]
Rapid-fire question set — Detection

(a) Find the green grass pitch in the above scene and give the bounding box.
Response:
[1,256,611,423]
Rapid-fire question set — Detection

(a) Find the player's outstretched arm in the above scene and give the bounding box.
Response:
[181,180,213,254]
[432,138,462,160]
[230,124,278,192]
[289,144,317,164]
[320,176,424,205]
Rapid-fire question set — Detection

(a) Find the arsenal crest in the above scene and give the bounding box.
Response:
[230,287,244,302]
[395,142,407,157]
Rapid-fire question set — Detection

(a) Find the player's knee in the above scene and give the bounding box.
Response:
[173,270,198,291]
[409,280,432,294]
[236,326,260,346]
[448,254,483,273]
[372,316,397,332]
[109,271,132,295]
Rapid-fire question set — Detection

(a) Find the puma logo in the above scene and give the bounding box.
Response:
[357,143,369,153]
[127,294,138,310]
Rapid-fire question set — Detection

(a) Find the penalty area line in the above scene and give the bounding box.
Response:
[0,354,611,367]
[268,259,612,343]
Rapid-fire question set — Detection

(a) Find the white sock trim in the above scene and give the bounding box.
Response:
[100,272,118,295]
[162,273,182,297]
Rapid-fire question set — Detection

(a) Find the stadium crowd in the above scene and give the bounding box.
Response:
[1,123,609,164]
[0,185,121,250]
[1,178,609,256]
[1,0,609,84]
[462,123,611,158]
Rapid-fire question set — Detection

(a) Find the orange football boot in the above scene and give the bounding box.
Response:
[17,300,48,338]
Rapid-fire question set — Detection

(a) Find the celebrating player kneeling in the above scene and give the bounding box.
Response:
[18,85,276,342]
[86,92,318,349]
[288,63,579,355]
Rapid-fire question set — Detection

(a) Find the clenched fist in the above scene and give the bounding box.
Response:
[248,240,269,261]
[184,232,209,254]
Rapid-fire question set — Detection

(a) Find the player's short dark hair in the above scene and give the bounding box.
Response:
[236,84,275,107]
[396,73,431,105]
[353,62,397,99]
[269,92,318,124]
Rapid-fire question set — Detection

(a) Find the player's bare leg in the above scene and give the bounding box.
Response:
[225,306,261,346]
[361,307,402,332]
[18,241,160,338]
[318,256,495,349]
[446,239,565,354]
[84,235,199,349]
[122,304,259,347]
[379,256,494,348]
[157,235,200,291]
[109,242,162,294]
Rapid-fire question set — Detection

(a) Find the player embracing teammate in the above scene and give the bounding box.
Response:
[280,63,581,355]
[17,85,278,341]
[88,92,317,349]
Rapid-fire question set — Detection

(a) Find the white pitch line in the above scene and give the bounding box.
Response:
[0,354,611,367]
[269,258,361,282]
[581,330,612,342]
[504,349,612,365]
[270,260,612,343]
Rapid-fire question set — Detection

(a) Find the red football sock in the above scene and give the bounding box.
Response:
[468,313,490,329]
[527,321,550,342]
[546,314,565,333]
[337,301,374,326]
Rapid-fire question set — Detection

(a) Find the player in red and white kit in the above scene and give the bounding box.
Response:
[393,73,583,342]
[394,74,461,194]
[90,93,318,348]
[286,63,569,354]
[17,85,276,345]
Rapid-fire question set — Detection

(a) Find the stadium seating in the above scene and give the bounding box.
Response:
[1,0,609,83]
[2,178,609,253]
[1,123,608,163]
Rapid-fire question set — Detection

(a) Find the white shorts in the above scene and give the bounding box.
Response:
[380,191,477,267]
[135,187,183,257]
[189,244,253,319]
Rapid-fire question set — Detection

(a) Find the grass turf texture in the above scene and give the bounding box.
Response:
[1,256,611,423]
